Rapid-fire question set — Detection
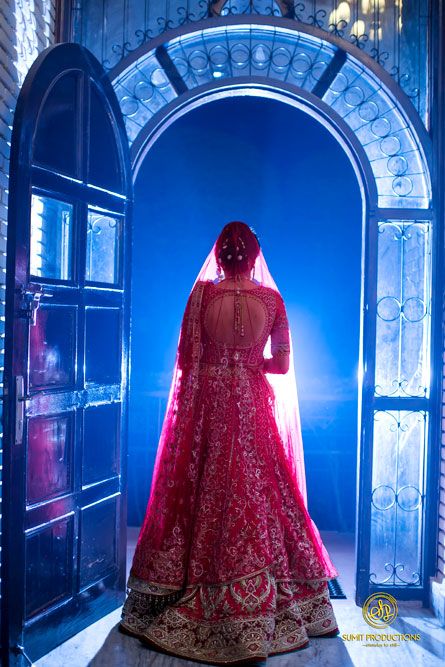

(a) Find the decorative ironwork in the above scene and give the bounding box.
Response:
[375,220,431,397]
[369,562,421,586]
[369,410,426,587]
[322,58,429,207]
[213,0,293,16]
[111,23,431,209]
[75,0,429,123]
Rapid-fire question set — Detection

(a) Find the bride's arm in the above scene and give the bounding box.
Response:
[263,292,290,374]
[263,348,290,374]
[177,280,206,371]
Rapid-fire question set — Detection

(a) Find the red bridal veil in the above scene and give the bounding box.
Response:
[150,240,308,508]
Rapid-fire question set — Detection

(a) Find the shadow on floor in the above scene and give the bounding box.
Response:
[391,609,445,662]
[87,623,354,667]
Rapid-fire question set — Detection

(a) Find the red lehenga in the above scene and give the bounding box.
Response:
[121,248,339,664]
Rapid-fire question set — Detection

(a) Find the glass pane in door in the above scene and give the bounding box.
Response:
[375,220,432,398]
[25,517,74,619]
[370,409,427,587]
[30,195,74,280]
[86,209,120,284]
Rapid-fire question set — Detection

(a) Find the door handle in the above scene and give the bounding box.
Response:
[15,375,25,445]
[18,283,53,326]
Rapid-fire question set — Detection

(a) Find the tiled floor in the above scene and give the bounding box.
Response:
[36,530,445,667]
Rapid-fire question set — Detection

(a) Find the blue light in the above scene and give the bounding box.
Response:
[212,70,224,79]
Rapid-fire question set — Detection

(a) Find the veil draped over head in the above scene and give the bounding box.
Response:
[149,229,308,507]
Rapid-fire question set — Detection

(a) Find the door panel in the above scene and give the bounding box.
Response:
[29,305,77,390]
[356,214,433,604]
[88,85,123,191]
[2,43,132,666]
[79,496,118,590]
[27,412,74,504]
[33,71,81,178]
[84,308,121,384]
[82,404,120,487]
[25,516,74,619]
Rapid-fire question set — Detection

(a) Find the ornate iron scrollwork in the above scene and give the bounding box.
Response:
[77,1,427,121]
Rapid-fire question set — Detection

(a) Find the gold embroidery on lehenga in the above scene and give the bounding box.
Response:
[121,568,337,663]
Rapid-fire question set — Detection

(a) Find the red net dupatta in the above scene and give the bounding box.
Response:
[148,246,307,510]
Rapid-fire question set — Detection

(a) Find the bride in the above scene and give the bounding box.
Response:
[120,221,339,663]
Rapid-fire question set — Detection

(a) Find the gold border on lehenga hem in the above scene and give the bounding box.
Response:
[120,580,338,665]
[121,565,339,665]
[127,564,339,594]
[120,616,313,665]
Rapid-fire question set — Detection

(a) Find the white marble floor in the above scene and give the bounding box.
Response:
[36,530,445,667]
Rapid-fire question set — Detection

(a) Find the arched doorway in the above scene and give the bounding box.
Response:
[111,18,435,605]
[129,94,362,535]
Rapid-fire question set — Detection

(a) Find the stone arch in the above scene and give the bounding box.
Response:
[110,18,431,211]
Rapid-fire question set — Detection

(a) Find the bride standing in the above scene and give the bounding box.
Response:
[120,221,339,663]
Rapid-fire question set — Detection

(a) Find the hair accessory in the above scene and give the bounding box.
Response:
[214,221,260,277]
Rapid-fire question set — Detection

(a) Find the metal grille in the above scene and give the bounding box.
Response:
[74,0,429,124]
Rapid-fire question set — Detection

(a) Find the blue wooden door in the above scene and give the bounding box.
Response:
[2,43,132,665]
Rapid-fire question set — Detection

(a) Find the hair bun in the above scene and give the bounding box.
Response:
[215,221,260,276]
